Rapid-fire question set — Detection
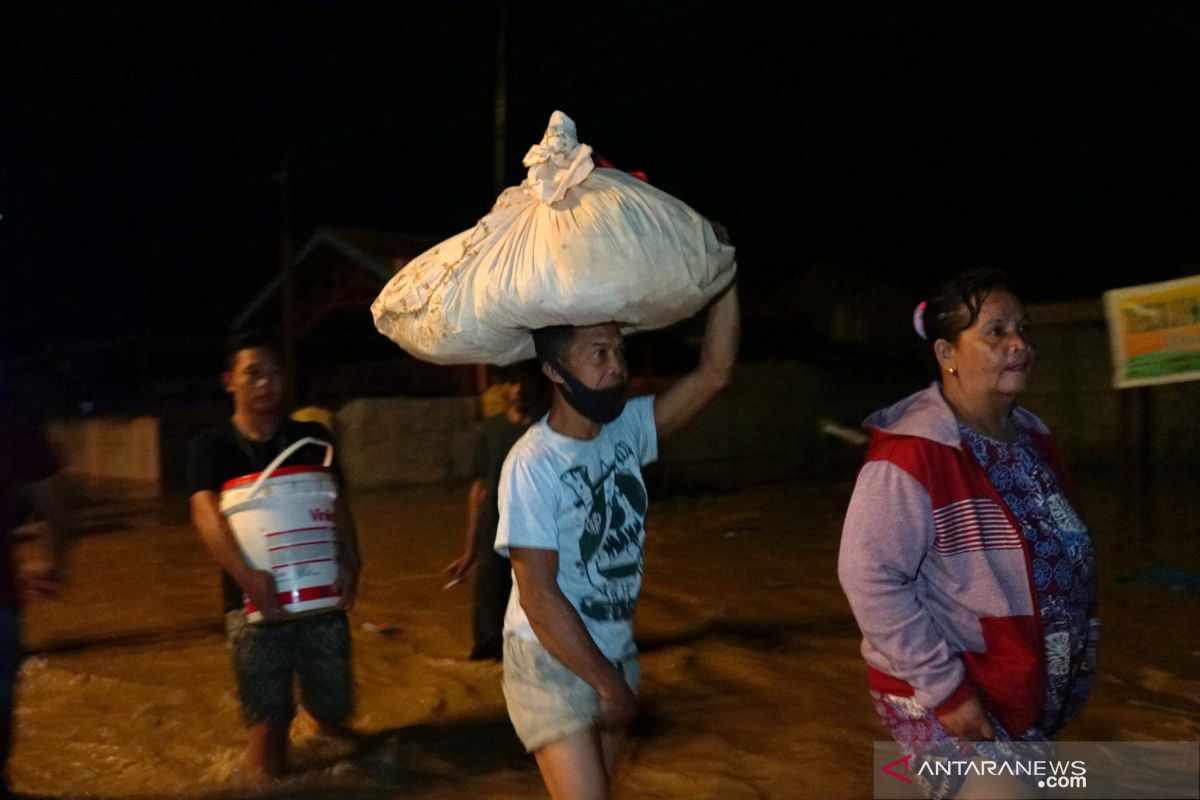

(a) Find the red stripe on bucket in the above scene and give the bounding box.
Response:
[221,465,333,492]
[245,583,341,613]
[268,539,333,552]
[266,525,334,538]
[271,557,335,569]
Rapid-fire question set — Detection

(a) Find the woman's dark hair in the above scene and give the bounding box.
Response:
[920,268,1021,360]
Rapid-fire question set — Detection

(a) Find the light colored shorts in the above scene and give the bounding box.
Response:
[502,635,640,753]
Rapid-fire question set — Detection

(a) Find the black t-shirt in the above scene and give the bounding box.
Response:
[185,418,338,613]
[471,413,532,545]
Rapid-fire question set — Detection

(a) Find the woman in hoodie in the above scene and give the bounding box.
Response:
[838,269,1097,799]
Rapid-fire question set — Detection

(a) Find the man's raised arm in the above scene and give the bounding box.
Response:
[653,283,740,438]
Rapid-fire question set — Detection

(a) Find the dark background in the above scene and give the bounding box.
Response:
[3,1,1199,361]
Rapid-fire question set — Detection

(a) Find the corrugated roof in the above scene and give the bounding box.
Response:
[231,226,438,330]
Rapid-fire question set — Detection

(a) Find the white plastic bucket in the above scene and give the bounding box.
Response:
[219,437,342,623]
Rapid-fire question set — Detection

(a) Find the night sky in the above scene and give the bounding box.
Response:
[3,1,1199,357]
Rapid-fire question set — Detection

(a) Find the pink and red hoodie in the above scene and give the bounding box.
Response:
[838,384,1082,736]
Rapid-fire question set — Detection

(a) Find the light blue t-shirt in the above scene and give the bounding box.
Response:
[495,395,658,661]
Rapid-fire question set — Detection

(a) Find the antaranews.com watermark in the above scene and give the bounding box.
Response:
[873,741,1199,799]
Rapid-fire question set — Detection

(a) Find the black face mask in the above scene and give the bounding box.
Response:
[552,359,626,424]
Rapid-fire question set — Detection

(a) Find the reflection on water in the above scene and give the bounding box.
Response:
[11,475,1199,799]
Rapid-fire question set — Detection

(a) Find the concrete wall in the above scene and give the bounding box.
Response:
[334,396,477,489]
[1140,379,1200,465]
[652,360,834,490]
[45,416,161,499]
[1018,315,1119,466]
[329,363,837,493]
[330,312,1200,493]
[1020,304,1200,467]
[330,362,858,493]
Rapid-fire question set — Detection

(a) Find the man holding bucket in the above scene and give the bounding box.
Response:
[186,332,362,779]
[497,284,740,799]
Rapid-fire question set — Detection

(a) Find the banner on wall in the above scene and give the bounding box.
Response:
[1104,275,1200,389]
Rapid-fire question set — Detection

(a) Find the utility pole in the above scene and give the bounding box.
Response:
[273,159,296,407]
[493,0,508,197]
[478,0,509,394]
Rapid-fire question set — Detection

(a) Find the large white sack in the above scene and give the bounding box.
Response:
[371,111,736,365]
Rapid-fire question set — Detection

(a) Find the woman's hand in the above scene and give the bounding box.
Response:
[936,693,996,741]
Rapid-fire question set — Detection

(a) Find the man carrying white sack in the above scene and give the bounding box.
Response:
[370,110,738,797]
[496,284,739,800]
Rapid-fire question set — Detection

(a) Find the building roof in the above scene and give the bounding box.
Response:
[230,227,438,331]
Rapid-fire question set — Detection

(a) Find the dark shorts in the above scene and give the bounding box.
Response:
[224,609,354,725]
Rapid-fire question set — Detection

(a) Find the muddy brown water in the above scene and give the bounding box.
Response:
[10,474,1199,799]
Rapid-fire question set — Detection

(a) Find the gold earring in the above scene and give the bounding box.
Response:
[948,366,958,376]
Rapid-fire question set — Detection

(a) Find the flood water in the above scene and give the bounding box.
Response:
[10,473,1200,799]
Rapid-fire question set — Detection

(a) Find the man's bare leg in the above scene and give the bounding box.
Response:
[247,716,291,779]
[534,727,610,800]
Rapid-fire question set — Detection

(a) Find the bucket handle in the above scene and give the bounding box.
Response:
[245,437,334,499]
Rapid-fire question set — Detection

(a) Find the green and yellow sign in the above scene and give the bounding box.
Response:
[1104,275,1200,388]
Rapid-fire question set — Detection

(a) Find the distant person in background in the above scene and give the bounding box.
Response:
[443,362,548,661]
[838,269,1098,799]
[0,403,72,799]
[186,332,362,780]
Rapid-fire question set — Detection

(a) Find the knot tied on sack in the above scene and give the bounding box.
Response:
[521,110,594,205]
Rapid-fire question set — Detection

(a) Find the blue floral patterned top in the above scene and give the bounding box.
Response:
[960,423,1098,735]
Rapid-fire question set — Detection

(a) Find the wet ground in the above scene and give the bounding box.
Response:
[9,472,1199,799]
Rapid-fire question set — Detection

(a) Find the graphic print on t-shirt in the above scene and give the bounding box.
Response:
[559,441,647,622]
